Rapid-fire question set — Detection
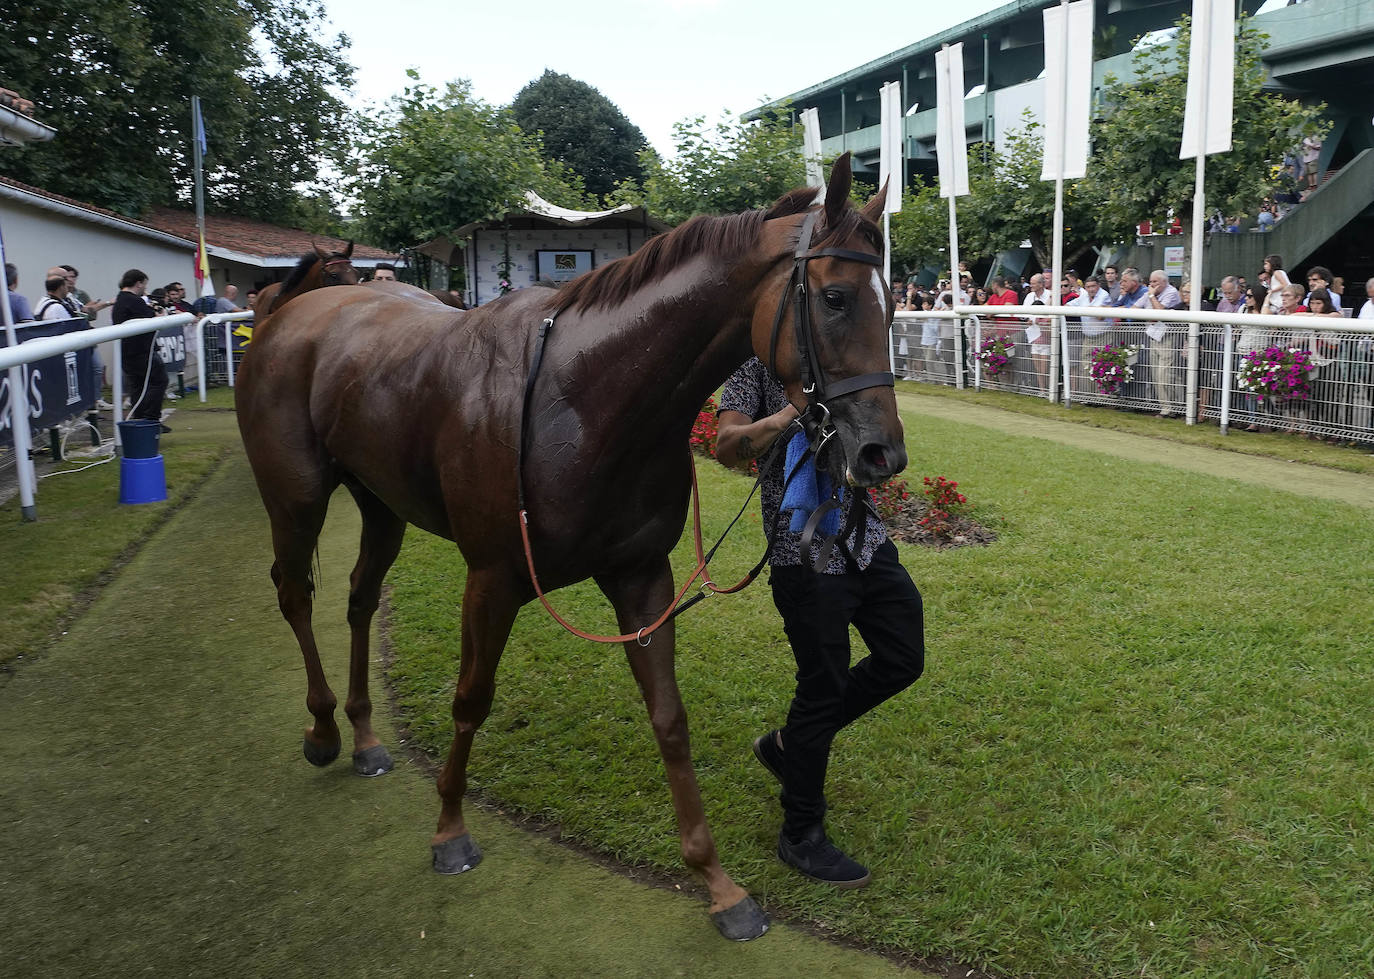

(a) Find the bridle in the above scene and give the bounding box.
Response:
[514,206,896,644]
[321,256,355,285]
[765,208,894,457]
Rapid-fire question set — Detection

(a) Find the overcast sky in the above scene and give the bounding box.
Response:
[321,0,1008,157]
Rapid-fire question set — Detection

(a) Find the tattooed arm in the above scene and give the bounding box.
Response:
[715,405,800,472]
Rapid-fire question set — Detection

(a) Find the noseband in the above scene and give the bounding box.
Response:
[766,210,894,450]
[321,256,354,284]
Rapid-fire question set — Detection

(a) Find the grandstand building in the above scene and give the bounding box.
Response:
[749,0,1374,285]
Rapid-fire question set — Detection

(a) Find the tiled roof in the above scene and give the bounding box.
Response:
[0,175,396,261]
[0,89,37,117]
[145,207,397,261]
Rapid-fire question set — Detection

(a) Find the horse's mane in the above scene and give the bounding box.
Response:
[279,252,321,296]
[555,187,883,314]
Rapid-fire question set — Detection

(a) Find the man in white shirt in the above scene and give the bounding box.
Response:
[1304,266,1341,312]
[1359,277,1374,320]
[1134,270,1184,417]
[1068,275,1113,395]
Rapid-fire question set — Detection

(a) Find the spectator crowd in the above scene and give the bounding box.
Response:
[892,249,1374,441]
[5,258,254,441]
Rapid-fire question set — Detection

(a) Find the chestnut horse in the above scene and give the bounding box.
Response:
[253,242,358,316]
[234,155,905,940]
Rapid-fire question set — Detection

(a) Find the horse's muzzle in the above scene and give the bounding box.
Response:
[845,440,907,488]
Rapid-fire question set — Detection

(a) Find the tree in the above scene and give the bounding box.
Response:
[510,71,647,200]
[630,107,808,225]
[961,118,1100,274]
[352,76,591,251]
[1079,13,1326,246]
[888,180,950,275]
[0,0,355,222]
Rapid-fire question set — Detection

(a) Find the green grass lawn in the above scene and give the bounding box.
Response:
[1,393,925,979]
[0,389,241,671]
[386,404,1374,978]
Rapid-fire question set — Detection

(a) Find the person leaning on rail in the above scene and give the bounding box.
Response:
[715,361,925,890]
[112,269,170,433]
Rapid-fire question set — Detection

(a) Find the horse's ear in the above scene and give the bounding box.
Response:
[861,179,888,224]
[824,152,853,226]
[312,242,330,261]
[344,240,354,258]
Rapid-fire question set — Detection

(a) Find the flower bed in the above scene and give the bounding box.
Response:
[874,475,996,550]
[691,396,719,456]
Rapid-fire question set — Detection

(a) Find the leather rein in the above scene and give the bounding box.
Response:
[515,208,894,645]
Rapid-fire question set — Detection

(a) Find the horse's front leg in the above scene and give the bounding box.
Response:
[598,559,770,942]
[430,566,522,875]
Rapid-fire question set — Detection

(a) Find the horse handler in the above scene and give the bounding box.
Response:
[716,357,925,888]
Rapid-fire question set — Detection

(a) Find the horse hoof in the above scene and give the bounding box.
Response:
[352,744,394,777]
[432,833,483,875]
[710,895,770,941]
[302,737,341,767]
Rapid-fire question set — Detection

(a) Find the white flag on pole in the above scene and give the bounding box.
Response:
[1180,0,1234,159]
[800,107,824,188]
[1041,0,1095,181]
[935,43,970,199]
[879,80,903,213]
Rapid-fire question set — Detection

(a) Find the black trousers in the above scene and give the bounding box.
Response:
[124,355,167,422]
[768,538,925,836]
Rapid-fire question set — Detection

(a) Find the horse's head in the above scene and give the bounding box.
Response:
[312,241,359,287]
[752,153,905,488]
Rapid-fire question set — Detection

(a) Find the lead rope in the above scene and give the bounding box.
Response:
[516,314,795,647]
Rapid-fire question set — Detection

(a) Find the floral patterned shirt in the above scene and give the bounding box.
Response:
[719,357,887,574]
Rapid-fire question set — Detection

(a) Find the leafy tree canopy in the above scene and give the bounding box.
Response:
[351,75,591,251]
[1079,12,1326,243]
[0,0,355,222]
[510,70,647,199]
[624,106,808,226]
[961,117,1100,274]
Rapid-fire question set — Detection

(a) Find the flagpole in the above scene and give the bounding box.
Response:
[1050,0,1071,405]
[0,222,38,520]
[1185,1,1212,427]
[192,95,207,303]
[884,211,894,373]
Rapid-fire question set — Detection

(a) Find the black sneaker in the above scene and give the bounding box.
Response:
[776,825,871,889]
[752,729,784,784]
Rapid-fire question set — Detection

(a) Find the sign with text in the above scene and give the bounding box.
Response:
[1164,246,1185,278]
[0,317,96,442]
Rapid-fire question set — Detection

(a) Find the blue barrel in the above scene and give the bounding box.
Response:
[119,454,167,505]
[117,419,162,459]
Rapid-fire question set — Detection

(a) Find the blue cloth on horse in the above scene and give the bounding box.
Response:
[782,429,843,535]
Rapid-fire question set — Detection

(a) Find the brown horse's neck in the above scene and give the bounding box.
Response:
[553,250,783,444]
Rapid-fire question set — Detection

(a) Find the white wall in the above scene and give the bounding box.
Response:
[1,198,194,322]
[1,197,197,376]
[467,225,655,307]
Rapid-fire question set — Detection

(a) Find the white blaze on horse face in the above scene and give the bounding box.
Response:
[869,269,887,318]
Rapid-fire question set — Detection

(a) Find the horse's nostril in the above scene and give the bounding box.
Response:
[862,444,888,471]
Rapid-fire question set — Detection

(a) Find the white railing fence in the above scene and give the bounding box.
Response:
[193,311,255,401]
[1,313,193,520]
[893,306,1374,444]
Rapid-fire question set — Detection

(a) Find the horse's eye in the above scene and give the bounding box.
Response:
[822,289,845,310]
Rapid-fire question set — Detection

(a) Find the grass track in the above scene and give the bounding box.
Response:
[388,392,1374,978]
[0,400,925,978]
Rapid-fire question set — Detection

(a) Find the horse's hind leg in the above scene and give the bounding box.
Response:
[264,490,341,767]
[342,482,406,777]
[598,559,770,942]
[431,567,522,874]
